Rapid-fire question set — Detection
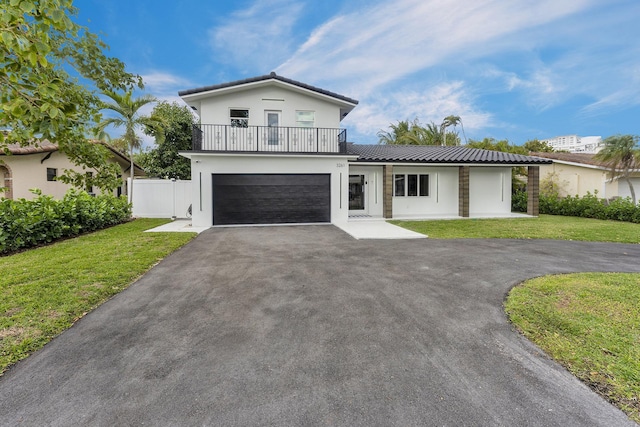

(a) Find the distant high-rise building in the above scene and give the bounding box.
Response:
[541,135,603,153]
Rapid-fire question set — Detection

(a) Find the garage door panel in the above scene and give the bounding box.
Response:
[212,174,331,225]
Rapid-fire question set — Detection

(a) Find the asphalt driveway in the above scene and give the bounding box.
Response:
[1,225,639,426]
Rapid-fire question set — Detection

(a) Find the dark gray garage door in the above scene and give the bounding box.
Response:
[212,174,331,225]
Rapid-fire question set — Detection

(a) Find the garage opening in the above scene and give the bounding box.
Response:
[212,174,331,225]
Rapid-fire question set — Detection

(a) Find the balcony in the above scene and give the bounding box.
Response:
[192,124,347,154]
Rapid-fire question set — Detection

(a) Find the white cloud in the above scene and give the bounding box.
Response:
[581,66,640,116]
[142,72,192,92]
[344,81,492,139]
[276,0,592,97]
[208,0,305,72]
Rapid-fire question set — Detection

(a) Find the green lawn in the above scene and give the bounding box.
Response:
[505,273,640,423]
[391,214,640,243]
[0,218,196,375]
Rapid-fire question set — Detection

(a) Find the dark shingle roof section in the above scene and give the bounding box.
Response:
[178,72,359,105]
[347,144,553,165]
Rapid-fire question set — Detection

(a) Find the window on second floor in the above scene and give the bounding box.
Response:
[230,109,249,128]
[46,168,57,182]
[296,111,315,128]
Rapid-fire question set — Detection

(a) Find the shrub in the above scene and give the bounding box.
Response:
[512,190,528,212]
[0,189,131,254]
[513,189,640,223]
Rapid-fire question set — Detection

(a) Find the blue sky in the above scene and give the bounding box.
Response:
[76,0,640,146]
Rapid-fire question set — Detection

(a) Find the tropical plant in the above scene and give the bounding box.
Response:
[1,0,141,190]
[96,91,164,201]
[594,134,640,204]
[378,119,459,145]
[522,139,555,153]
[440,115,462,146]
[139,102,196,180]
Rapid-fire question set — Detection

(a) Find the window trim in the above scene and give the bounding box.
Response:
[229,108,249,128]
[393,173,430,197]
[295,110,315,128]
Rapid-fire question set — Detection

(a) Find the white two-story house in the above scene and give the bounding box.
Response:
[179,73,550,228]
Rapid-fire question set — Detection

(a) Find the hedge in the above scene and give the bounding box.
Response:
[512,190,640,223]
[0,189,131,254]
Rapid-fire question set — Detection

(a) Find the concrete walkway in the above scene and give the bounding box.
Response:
[146,218,425,240]
[337,219,426,239]
[144,218,209,234]
[1,226,639,426]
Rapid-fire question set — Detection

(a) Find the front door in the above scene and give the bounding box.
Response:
[265,110,281,145]
[349,174,366,211]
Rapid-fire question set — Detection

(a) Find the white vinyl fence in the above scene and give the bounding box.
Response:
[130,178,192,218]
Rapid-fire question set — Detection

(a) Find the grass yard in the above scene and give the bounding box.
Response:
[0,218,196,375]
[505,273,640,423]
[391,214,640,243]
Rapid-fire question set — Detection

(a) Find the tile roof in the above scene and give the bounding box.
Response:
[4,140,58,154]
[2,140,145,174]
[347,144,553,165]
[530,152,605,166]
[178,72,359,105]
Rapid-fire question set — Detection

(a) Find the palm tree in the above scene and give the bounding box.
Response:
[594,134,640,204]
[440,115,461,146]
[378,119,462,146]
[96,90,163,202]
[377,120,414,145]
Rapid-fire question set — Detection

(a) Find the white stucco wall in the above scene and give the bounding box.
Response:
[392,166,459,217]
[618,178,640,203]
[188,153,355,227]
[538,163,608,198]
[197,86,344,129]
[0,151,134,200]
[469,167,512,215]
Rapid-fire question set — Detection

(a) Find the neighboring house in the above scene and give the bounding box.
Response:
[533,152,640,202]
[541,134,603,153]
[0,140,145,200]
[178,73,551,228]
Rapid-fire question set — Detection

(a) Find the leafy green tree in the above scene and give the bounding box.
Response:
[523,139,555,153]
[96,91,164,201]
[1,0,142,192]
[466,137,527,155]
[139,102,194,180]
[594,134,640,204]
[378,119,459,145]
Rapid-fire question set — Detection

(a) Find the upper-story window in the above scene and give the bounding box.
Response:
[230,109,249,128]
[296,111,315,128]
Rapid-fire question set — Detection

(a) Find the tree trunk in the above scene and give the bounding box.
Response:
[625,175,636,205]
[129,152,134,205]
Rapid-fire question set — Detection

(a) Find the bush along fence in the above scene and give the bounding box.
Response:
[512,190,640,223]
[0,189,131,254]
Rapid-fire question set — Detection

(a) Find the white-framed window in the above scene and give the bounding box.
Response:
[230,109,249,128]
[393,174,429,197]
[296,110,315,128]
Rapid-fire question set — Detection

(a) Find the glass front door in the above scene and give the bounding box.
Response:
[265,111,281,145]
[349,174,365,210]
